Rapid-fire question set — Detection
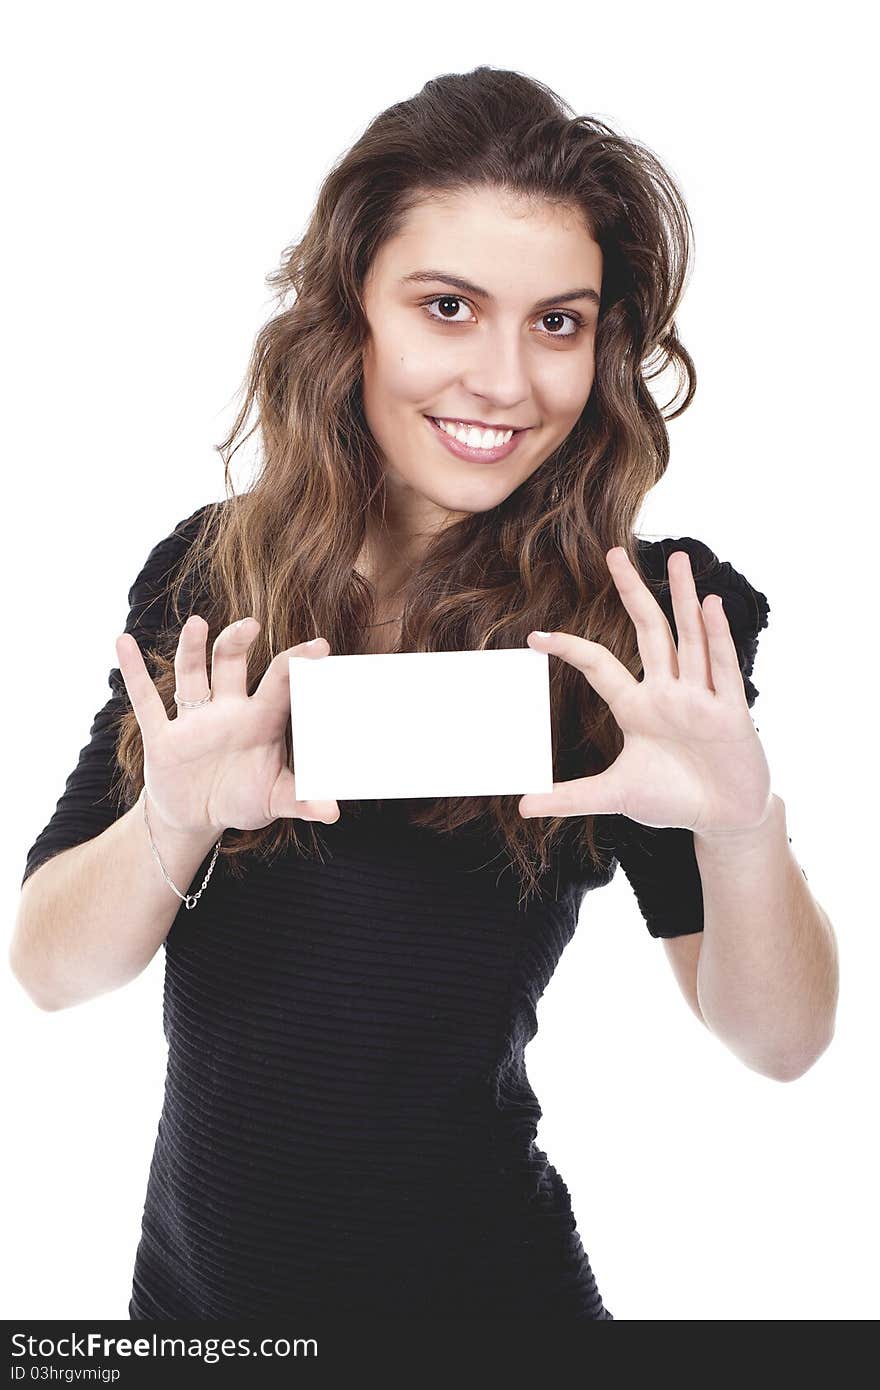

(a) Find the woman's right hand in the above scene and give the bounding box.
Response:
[115,616,339,835]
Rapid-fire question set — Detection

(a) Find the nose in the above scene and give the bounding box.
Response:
[458,327,532,413]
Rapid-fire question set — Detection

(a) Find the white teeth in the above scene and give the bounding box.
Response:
[434,419,513,449]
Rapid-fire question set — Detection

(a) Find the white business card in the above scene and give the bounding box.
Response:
[289,648,553,800]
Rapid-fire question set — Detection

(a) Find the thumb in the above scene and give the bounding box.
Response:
[254,637,330,720]
[519,767,623,819]
[270,766,340,824]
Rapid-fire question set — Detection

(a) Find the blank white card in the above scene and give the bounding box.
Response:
[289,648,553,801]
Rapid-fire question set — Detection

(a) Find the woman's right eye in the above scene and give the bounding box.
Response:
[421,295,475,324]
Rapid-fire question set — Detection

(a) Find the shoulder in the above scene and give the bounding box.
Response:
[134,500,223,585]
[127,499,226,635]
[131,500,225,595]
[634,534,771,707]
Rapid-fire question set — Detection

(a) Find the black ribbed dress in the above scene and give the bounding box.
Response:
[21,504,770,1324]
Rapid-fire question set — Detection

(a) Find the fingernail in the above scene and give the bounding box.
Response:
[306,638,322,647]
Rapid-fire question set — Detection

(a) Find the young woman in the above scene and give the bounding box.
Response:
[13,66,837,1327]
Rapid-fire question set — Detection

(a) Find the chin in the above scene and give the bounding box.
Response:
[429,479,510,508]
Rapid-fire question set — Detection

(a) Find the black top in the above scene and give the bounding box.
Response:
[21,505,769,1323]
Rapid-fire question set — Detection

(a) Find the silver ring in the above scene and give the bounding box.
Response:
[173,690,213,709]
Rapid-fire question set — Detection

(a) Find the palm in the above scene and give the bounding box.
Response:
[117,626,339,835]
[519,547,772,839]
[148,697,291,832]
[591,677,769,834]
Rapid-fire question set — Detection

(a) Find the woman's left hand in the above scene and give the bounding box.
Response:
[518,547,773,839]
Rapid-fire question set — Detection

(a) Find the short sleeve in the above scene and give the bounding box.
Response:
[608,535,771,939]
[20,503,217,888]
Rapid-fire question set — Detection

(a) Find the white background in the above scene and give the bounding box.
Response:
[3,0,876,1323]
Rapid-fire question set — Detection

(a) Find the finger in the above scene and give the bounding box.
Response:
[606,546,679,680]
[252,636,330,724]
[270,765,340,824]
[519,766,624,819]
[115,633,170,742]
[702,591,746,703]
[173,615,212,714]
[210,616,261,699]
[527,629,638,711]
[667,550,713,689]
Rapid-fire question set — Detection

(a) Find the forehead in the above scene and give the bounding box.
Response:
[368,187,603,293]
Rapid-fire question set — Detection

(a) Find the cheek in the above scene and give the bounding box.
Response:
[540,355,595,419]
[365,359,438,421]
[364,321,444,406]
[387,356,439,401]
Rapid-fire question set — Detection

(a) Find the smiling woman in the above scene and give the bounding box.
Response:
[14,64,823,1338]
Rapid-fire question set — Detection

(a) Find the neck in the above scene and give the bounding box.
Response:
[356,525,419,606]
[355,487,465,611]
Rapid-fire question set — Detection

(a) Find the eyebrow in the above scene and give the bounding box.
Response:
[399,269,601,311]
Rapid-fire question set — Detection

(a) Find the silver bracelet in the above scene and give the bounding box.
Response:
[140,786,223,910]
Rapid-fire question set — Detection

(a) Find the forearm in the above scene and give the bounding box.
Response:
[10,798,220,1011]
[694,793,839,1080]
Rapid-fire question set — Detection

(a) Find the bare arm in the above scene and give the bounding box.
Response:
[662,932,707,1026]
[9,799,219,1012]
[694,793,838,1080]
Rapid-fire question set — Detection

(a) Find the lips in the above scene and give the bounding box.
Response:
[425,414,525,464]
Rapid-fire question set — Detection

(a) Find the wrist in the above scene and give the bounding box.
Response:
[693,793,785,853]
[138,787,224,855]
[139,786,224,911]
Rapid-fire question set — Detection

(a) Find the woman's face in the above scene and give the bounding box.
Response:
[361,186,603,539]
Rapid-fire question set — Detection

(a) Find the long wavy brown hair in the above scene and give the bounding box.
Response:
[113,64,698,906]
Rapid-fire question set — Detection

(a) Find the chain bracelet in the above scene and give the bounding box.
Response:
[140,786,223,910]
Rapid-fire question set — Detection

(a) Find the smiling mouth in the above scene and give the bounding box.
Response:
[429,416,525,443]
[424,414,527,463]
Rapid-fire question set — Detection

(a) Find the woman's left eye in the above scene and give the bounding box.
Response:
[421,295,583,338]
